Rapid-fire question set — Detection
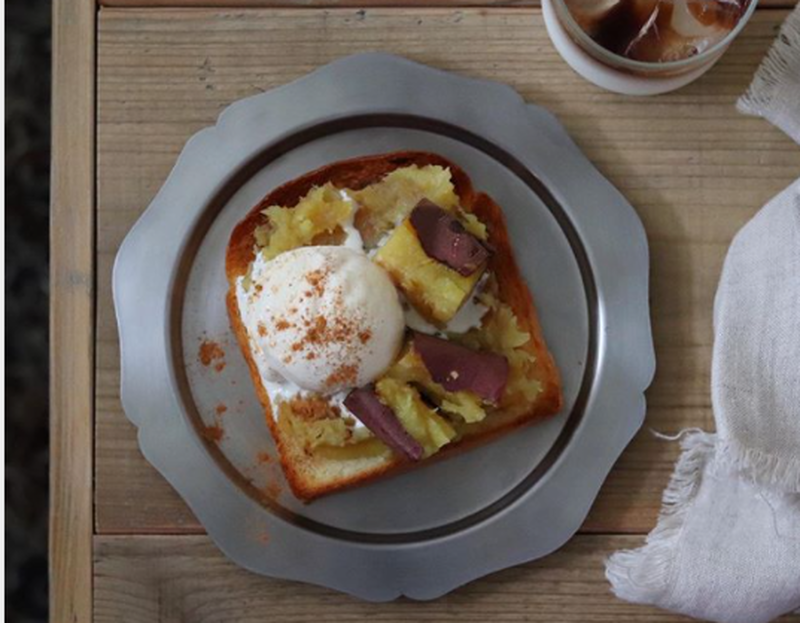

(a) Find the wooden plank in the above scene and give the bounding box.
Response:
[94,534,800,622]
[50,0,96,620]
[98,0,795,9]
[95,8,800,535]
[102,0,541,5]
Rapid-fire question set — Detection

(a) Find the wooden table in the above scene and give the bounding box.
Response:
[51,1,800,621]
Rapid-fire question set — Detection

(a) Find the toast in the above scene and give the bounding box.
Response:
[226,151,562,501]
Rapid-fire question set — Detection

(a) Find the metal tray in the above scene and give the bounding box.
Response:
[114,53,655,601]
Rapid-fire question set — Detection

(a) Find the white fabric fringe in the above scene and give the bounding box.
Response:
[607,432,800,623]
[737,5,800,143]
[606,431,715,605]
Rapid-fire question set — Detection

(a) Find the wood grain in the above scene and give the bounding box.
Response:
[99,0,796,9]
[50,0,96,620]
[94,534,800,622]
[95,7,800,536]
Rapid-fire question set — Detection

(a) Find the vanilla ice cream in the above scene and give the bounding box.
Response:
[236,246,405,394]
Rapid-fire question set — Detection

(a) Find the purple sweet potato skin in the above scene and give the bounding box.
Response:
[409,200,489,276]
[344,387,424,461]
[412,332,509,403]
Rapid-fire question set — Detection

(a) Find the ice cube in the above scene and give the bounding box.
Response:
[564,0,625,35]
[565,0,748,63]
[622,2,662,59]
[565,0,625,21]
[671,0,724,38]
[686,0,748,30]
[661,0,741,60]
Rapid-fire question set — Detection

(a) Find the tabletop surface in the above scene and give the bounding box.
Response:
[53,3,800,621]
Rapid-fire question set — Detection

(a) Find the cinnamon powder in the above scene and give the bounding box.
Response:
[324,363,358,389]
[202,424,224,442]
[198,339,225,367]
[263,480,282,499]
[256,451,272,464]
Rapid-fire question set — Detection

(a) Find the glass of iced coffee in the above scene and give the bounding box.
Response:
[545,0,758,92]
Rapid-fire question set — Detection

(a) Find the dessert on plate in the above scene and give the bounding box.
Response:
[226,151,562,501]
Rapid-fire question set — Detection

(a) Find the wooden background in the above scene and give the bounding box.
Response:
[52,1,800,621]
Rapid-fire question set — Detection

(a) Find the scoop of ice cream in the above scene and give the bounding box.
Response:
[236,246,405,394]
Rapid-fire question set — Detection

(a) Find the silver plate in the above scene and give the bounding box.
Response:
[114,53,655,600]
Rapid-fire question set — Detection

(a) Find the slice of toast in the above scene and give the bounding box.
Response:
[226,151,562,501]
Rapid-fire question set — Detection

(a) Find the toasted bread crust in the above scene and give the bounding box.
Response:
[226,151,562,501]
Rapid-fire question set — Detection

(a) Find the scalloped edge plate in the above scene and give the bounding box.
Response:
[114,53,655,601]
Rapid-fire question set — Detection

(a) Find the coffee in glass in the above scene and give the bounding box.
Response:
[551,0,757,78]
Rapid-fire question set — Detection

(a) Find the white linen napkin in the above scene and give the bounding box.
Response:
[606,7,800,623]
